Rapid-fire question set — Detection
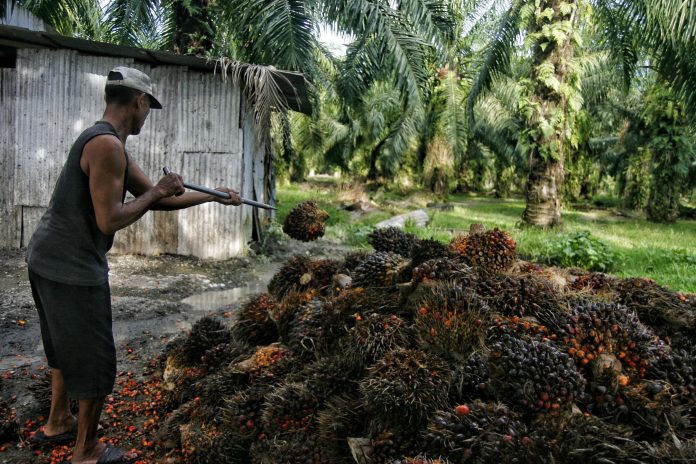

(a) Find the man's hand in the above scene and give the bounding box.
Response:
[155,172,186,197]
[213,187,243,206]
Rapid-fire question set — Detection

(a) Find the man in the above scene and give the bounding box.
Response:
[26,66,242,464]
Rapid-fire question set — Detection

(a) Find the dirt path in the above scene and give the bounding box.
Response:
[0,239,353,463]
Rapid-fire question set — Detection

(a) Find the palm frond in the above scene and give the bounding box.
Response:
[466,0,527,126]
[17,0,102,37]
[102,0,159,47]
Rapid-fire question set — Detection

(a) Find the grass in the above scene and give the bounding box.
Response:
[275,184,696,293]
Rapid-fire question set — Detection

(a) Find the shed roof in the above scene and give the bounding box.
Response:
[0,24,311,114]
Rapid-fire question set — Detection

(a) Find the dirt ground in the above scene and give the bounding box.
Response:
[0,238,353,463]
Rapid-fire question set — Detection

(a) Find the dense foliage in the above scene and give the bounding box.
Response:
[5,0,696,224]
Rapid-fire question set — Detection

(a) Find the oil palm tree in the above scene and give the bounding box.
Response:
[468,0,696,227]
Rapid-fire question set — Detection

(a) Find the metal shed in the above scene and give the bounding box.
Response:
[0,25,309,259]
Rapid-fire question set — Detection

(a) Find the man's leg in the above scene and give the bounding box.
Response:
[71,397,138,464]
[42,369,76,436]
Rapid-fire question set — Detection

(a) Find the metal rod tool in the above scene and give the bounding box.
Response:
[163,167,277,210]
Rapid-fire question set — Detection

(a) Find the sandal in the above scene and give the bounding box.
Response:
[31,423,78,445]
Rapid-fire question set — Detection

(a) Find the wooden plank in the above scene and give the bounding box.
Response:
[0,68,17,247]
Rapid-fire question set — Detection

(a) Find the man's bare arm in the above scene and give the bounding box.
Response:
[80,135,184,234]
[127,159,242,210]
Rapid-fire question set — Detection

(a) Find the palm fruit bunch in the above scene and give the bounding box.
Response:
[647,348,696,404]
[271,288,318,342]
[614,379,689,438]
[352,251,409,288]
[283,200,329,241]
[343,313,413,365]
[343,250,370,272]
[316,394,368,461]
[261,383,319,436]
[267,255,313,300]
[185,429,250,464]
[28,372,77,416]
[201,339,250,372]
[179,420,223,463]
[391,457,451,464]
[308,258,346,293]
[288,355,364,400]
[368,227,419,256]
[283,298,326,359]
[409,238,451,269]
[478,274,568,332]
[369,428,423,463]
[411,257,475,284]
[617,277,696,348]
[360,349,450,430]
[449,352,490,403]
[250,431,332,464]
[414,281,489,360]
[449,227,517,274]
[487,330,585,415]
[424,401,528,463]
[561,300,657,376]
[0,400,18,443]
[530,412,646,463]
[221,384,271,439]
[232,293,278,347]
[243,344,296,385]
[181,316,231,365]
[156,400,195,450]
[568,271,618,293]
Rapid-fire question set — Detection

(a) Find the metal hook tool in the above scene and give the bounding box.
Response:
[163,166,277,210]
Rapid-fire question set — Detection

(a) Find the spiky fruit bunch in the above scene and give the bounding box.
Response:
[308,258,345,293]
[360,349,450,428]
[449,352,490,403]
[179,420,223,463]
[369,428,422,464]
[271,289,318,342]
[316,394,367,461]
[488,331,585,414]
[232,293,278,347]
[250,431,332,464]
[617,277,695,347]
[288,355,364,399]
[410,238,451,269]
[425,401,527,463]
[261,382,319,436]
[201,342,241,371]
[352,252,408,288]
[221,384,271,439]
[267,255,313,300]
[284,298,326,359]
[569,272,618,293]
[0,400,18,443]
[181,316,231,365]
[414,281,489,360]
[449,228,517,274]
[478,274,568,332]
[186,430,250,464]
[411,257,475,284]
[283,200,329,241]
[343,313,413,364]
[562,300,656,376]
[648,348,696,404]
[368,227,419,256]
[241,345,296,385]
[391,457,451,464]
[343,250,370,273]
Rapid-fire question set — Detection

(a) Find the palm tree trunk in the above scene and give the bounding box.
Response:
[522,149,564,226]
[521,0,579,227]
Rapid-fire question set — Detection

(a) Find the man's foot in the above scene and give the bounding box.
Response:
[71,442,138,464]
[32,415,78,445]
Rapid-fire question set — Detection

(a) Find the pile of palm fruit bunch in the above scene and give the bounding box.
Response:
[151,223,696,463]
[283,200,330,241]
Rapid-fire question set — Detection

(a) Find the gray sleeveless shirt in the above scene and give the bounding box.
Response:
[26,121,129,285]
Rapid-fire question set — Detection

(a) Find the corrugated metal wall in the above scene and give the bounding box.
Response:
[0,68,16,247]
[3,48,256,259]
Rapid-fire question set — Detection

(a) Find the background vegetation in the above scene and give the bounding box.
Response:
[4,0,695,289]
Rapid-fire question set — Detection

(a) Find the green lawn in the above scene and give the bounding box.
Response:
[275,185,696,293]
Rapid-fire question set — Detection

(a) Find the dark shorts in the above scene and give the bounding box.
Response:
[29,269,116,400]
